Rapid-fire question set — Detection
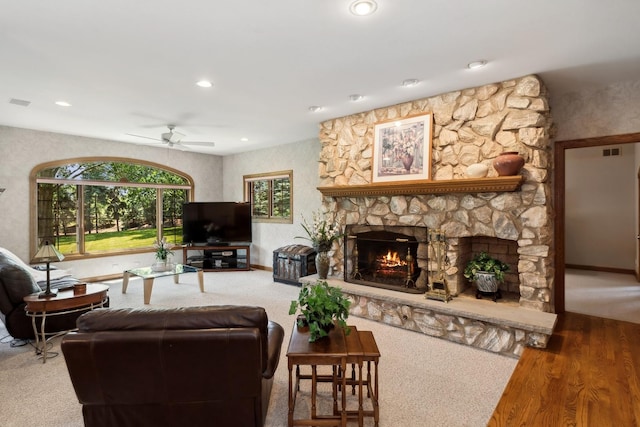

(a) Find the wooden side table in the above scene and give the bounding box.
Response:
[287,323,353,427]
[24,283,109,363]
[295,326,380,427]
[356,330,380,427]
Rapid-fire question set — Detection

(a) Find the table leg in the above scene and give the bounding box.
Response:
[122,271,130,293]
[311,365,318,419]
[143,278,154,304]
[373,360,379,426]
[40,312,48,363]
[197,269,204,292]
[341,358,347,427]
[332,365,339,415]
[173,274,179,284]
[288,362,294,427]
[358,360,364,427]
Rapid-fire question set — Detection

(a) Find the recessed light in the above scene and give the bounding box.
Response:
[240,137,249,142]
[308,106,323,113]
[196,80,213,88]
[55,101,72,107]
[467,60,487,70]
[350,0,377,16]
[402,79,419,87]
[349,94,364,102]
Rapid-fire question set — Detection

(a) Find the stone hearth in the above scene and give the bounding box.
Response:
[301,275,556,358]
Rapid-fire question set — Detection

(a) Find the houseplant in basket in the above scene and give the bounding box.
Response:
[289,280,351,342]
[463,252,509,301]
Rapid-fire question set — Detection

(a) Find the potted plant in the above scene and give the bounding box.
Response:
[152,237,174,271]
[288,280,351,342]
[463,252,509,301]
[296,211,343,279]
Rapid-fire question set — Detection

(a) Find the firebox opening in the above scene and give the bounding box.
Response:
[458,236,520,302]
[344,226,428,294]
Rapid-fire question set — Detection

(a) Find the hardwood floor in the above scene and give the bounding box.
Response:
[489,312,640,426]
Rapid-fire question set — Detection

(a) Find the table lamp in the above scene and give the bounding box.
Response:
[32,241,65,298]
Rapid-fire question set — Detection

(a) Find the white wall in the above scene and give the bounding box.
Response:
[565,145,636,269]
[0,125,223,278]
[222,138,322,267]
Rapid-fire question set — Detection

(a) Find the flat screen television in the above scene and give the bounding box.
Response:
[182,202,252,245]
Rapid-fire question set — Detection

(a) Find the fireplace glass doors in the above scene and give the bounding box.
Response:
[344,225,428,294]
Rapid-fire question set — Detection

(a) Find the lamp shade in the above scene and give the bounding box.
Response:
[32,241,65,263]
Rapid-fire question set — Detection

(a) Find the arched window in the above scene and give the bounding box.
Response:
[31,157,193,258]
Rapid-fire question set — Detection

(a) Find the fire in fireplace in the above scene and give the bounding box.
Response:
[344,225,428,294]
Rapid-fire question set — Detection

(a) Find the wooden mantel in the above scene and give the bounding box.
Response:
[317,175,525,198]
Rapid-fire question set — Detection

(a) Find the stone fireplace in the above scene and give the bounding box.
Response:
[307,75,558,357]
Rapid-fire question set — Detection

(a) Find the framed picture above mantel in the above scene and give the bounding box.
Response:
[372,113,433,183]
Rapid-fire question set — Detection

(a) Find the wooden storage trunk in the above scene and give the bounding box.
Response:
[273,245,316,285]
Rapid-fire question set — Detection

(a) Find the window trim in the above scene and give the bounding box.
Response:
[243,170,293,224]
[30,156,195,260]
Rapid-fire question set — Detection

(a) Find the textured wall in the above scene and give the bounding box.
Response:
[0,125,222,278]
[222,138,322,267]
[551,78,640,141]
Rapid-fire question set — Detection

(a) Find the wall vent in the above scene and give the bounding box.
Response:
[9,98,31,107]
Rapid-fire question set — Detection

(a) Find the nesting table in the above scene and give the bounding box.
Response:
[286,323,380,427]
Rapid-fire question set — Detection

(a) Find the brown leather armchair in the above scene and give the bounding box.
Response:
[61,305,285,427]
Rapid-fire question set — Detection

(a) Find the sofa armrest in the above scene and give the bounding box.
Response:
[263,320,284,379]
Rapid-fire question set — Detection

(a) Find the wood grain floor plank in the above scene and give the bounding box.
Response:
[490,312,640,426]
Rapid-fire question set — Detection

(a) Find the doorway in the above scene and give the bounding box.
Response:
[553,132,640,313]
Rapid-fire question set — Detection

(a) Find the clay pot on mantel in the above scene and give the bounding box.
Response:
[492,152,525,176]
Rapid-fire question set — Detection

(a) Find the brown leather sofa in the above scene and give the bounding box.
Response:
[61,305,285,427]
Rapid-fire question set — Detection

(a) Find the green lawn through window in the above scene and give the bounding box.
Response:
[57,227,181,254]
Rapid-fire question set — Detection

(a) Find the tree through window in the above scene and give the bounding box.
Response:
[243,170,292,223]
[32,158,193,257]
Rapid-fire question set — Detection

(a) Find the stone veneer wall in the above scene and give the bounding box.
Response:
[317,75,555,313]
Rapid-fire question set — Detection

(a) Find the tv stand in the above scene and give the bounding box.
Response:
[182,245,250,272]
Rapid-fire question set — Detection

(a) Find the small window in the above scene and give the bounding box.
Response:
[243,170,292,223]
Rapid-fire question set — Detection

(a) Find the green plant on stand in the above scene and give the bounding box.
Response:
[289,280,351,342]
[463,252,509,301]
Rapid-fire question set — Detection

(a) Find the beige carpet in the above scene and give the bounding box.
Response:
[565,269,640,324]
[0,269,517,426]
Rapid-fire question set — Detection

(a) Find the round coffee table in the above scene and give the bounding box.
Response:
[24,283,109,363]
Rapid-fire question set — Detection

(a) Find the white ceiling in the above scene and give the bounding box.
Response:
[2,1,640,155]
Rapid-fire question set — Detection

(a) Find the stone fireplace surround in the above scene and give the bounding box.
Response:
[307,75,558,358]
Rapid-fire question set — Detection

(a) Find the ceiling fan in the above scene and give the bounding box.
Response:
[127,125,215,149]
